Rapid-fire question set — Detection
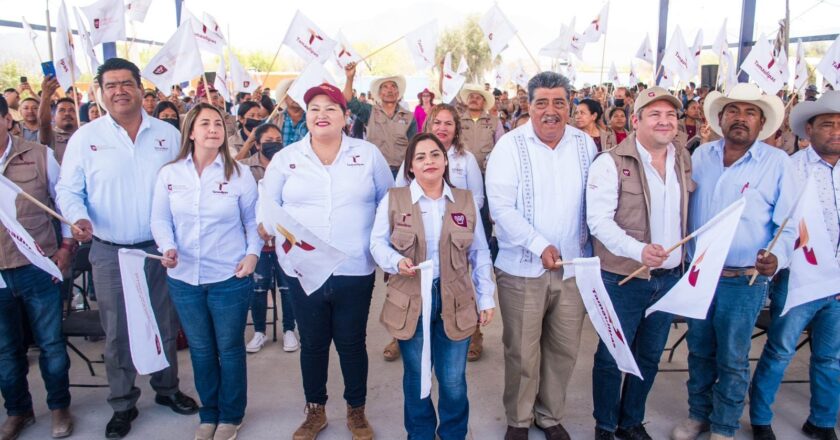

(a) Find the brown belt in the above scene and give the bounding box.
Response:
[720,267,757,278]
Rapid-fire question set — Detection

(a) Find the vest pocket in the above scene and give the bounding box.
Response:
[449,232,473,271]
[391,230,418,262]
[382,286,412,330]
[454,294,478,331]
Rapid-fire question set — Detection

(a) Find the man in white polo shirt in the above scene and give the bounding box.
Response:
[56,58,198,439]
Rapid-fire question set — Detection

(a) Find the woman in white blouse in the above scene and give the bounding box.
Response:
[370,132,495,439]
[259,84,393,440]
[150,103,260,440]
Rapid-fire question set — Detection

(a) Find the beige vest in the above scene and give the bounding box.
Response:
[224,114,237,139]
[592,133,695,278]
[460,112,498,173]
[0,137,59,270]
[239,154,266,182]
[380,187,479,341]
[366,104,413,168]
[52,127,74,165]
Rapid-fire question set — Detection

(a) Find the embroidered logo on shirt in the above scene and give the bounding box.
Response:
[622,169,631,177]
[89,144,115,151]
[213,182,229,194]
[740,182,750,193]
[289,164,296,169]
[154,139,168,151]
[166,183,188,192]
[90,144,98,151]
[396,213,412,227]
[451,213,468,228]
[347,155,364,166]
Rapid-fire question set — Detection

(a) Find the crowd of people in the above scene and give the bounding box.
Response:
[0,55,837,440]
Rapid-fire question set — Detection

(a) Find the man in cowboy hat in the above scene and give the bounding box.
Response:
[458,84,505,173]
[274,78,308,146]
[748,91,840,440]
[343,62,417,175]
[671,83,799,440]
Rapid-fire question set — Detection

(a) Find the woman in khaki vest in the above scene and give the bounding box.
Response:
[370,133,495,439]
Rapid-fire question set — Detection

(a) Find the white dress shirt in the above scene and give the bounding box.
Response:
[587,141,682,269]
[56,112,180,244]
[1,135,70,238]
[370,180,496,311]
[261,133,394,277]
[395,148,485,209]
[485,121,597,279]
[151,154,261,285]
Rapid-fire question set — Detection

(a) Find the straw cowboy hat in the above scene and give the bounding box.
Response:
[275,78,295,109]
[703,83,785,141]
[789,90,840,138]
[459,84,495,113]
[370,75,406,103]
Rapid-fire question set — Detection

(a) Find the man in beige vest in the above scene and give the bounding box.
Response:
[38,76,78,165]
[0,95,75,439]
[586,87,693,440]
[343,61,417,175]
[458,84,505,172]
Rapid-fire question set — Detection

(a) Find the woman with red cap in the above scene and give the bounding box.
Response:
[260,84,394,440]
[414,88,435,133]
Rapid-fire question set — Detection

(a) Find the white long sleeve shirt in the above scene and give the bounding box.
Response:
[261,133,394,277]
[151,154,261,285]
[370,180,496,311]
[395,148,485,209]
[586,141,682,269]
[56,112,180,244]
[485,121,597,279]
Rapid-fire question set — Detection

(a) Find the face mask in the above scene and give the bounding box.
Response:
[244,118,263,131]
[614,98,625,108]
[162,118,179,130]
[260,141,283,160]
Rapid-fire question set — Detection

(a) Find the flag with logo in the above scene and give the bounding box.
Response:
[21,17,38,43]
[479,4,516,59]
[117,249,170,375]
[405,21,439,71]
[569,31,587,60]
[141,20,204,92]
[259,184,347,294]
[566,61,577,84]
[73,7,102,74]
[581,3,609,43]
[126,0,153,23]
[741,34,786,95]
[332,31,362,70]
[658,68,676,89]
[646,198,746,319]
[817,34,840,88]
[784,175,840,315]
[79,0,126,45]
[213,55,231,101]
[540,21,575,59]
[629,62,639,86]
[574,257,641,379]
[722,49,740,91]
[180,9,227,55]
[282,10,337,64]
[689,29,704,76]
[0,175,63,281]
[712,19,728,60]
[513,63,529,89]
[441,52,468,103]
[229,52,257,93]
[286,60,337,109]
[54,0,81,91]
[493,64,510,88]
[661,26,693,82]
[793,42,809,91]
[609,62,620,85]
[636,33,655,65]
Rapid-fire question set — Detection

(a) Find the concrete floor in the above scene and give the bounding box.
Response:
[7,273,835,440]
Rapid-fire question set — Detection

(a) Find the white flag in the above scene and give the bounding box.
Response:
[282,10,337,64]
[229,52,257,93]
[689,29,704,76]
[539,22,574,59]
[609,62,620,85]
[574,257,642,379]
[566,61,577,85]
[117,249,170,375]
[776,47,790,87]
[722,49,740,91]
[80,0,126,45]
[126,0,153,23]
[493,65,510,88]
[629,62,639,86]
[479,4,516,59]
[21,17,38,42]
[259,185,347,294]
[741,34,786,95]
[405,21,439,71]
[441,52,468,103]
[333,31,362,70]
[72,7,102,74]
[213,55,231,102]
[784,175,840,315]
[0,175,63,281]
[646,198,747,319]
[636,33,655,65]
[569,31,587,60]
[286,61,337,109]
[581,3,609,43]
[794,42,809,91]
[141,20,204,92]
[658,67,675,89]
[54,1,81,91]
[661,26,693,82]
[712,20,728,59]
[816,34,840,88]
[180,9,227,55]
[416,259,435,398]
[513,63,529,89]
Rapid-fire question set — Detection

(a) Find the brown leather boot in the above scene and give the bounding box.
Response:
[50,408,73,438]
[0,412,35,440]
[293,403,327,440]
[467,328,484,362]
[346,404,373,440]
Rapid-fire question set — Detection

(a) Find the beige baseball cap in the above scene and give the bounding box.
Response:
[633,86,683,114]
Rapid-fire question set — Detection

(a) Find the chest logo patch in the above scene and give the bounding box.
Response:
[451,213,467,228]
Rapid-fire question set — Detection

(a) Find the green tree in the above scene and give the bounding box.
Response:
[0,61,30,92]
[435,15,496,83]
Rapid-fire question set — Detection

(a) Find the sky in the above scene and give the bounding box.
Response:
[1,0,838,87]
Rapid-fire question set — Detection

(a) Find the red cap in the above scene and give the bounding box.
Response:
[303,83,347,111]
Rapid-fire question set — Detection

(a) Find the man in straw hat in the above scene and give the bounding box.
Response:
[458,84,505,173]
[586,87,693,440]
[343,62,417,176]
[748,91,840,440]
[670,83,799,440]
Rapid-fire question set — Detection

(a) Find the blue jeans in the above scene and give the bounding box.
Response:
[397,279,471,440]
[285,273,375,407]
[251,250,295,333]
[592,270,678,432]
[167,276,252,424]
[686,274,769,437]
[0,264,70,415]
[750,269,840,428]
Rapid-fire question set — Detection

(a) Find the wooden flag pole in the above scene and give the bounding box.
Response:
[598,30,609,85]
[261,44,283,87]
[516,33,541,71]
[16,190,83,235]
[747,217,789,286]
[69,68,82,128]
[233,89,290,161]
[618,234,694,286]
[145,253,165,261]
[45,2,54,61]
[359,35,405,64]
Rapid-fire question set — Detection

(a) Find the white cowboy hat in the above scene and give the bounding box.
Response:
[789,90,840,138]
[275,78,295,109]
[370,75,406,104]
[459,84,495,113]
[703,83,785,141]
